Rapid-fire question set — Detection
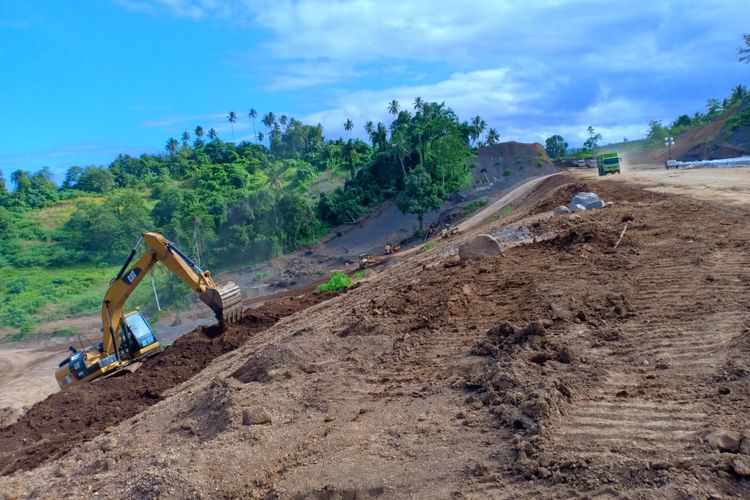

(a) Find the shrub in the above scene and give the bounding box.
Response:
[463,199,488,214]
[316,272,352,292]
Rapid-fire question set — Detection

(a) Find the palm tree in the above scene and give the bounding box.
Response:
[388,99,399,116]
[373,122,388,150]
[262,112,276,131]
[486,128,500,145]
[165,138,178,155]
[280,114,288,129]
[730,84,748,104]
[208,128,218,140]
[227,111,237,142]
[194,126,204,138]
[413,96,424,112]
[471,116,487,146]
[248,108,258,142]
[266,163,284,193]
[390,129,410,177]
[257,131,265,143]
[344,118,354,140]
[364,120,375,145]
[181,131,190,147]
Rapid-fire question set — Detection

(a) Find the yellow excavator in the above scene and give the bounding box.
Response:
[55,232,242,390]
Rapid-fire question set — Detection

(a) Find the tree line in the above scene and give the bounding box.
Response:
[0,98,489,270]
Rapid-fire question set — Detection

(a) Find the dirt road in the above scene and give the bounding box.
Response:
[578,163,750,209]
[0,344,61,411]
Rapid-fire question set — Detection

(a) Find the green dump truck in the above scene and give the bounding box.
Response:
[597,152,621,176]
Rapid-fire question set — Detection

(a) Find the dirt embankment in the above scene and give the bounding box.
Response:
[1,176,749,498]
[0,291,339,476]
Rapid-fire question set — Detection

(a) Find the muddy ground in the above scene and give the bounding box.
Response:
[1,173,749,498]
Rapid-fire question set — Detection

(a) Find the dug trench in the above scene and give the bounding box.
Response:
[0,291,340,475]
[1,177,750,497]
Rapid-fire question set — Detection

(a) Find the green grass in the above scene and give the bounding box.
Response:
[463,199,488,214]
[254,270,272,282]
[419,241,436,253]
[316,272,352,292]
[486,206,515,223]
[0,264,162,335]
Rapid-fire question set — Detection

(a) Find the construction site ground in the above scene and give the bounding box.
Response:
[1,165,750,498]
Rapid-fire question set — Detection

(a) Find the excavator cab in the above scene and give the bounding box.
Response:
[120,310,160,358]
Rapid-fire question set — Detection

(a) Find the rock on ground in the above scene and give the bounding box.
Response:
[704,428,742,453]
[570,192,605,211]
[458,234,502,261]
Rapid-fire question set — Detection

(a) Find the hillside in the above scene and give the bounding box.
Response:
[603,95,750,166]
[1,171,749,498]
[0,101,491,340]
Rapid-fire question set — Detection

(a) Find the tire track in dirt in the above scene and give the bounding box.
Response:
[547,218,750,481]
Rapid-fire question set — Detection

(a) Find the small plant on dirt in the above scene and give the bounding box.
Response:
[486,206,515,223]
[255,270,271,282]
[52,327,77,337]
[317,272,352,292]
[463,199,488,214]
[419,241,436,253]
[503,168,512,177]
[352,271,365,279]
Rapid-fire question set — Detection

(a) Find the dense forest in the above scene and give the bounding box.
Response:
[0,99,488,334]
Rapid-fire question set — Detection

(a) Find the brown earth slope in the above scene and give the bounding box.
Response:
[1,175,749,498]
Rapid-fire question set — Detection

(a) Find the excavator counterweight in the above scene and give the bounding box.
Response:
[55,232,242,390]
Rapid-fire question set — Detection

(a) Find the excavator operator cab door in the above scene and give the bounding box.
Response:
[123,311,158,356]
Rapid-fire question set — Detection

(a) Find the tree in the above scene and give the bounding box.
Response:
[390,129,410,177]
[0,170,7,201]
[208,128,218,140]
[739,33,750,63]
[470,116,486,146]
[62,165,84,190]
[227,111,237,142]
[181,131,191,147]
[486,128,500,145]
[77,167,115,193]
[730,84,748,104]
[165,138,178,155]
[194,126,204,138]
[396,165,441,233]
[413,96,424,111]
[364,120,375,144]
[706,98,722,118]
[582,126,602,153]
[248,108,258,142]
[545,135,568,160]
[279,114,288,129]
[344,118,354,140]
[388,99,399,116]
[645,120,667,143]
[257,131,265,143]
[262,112,276,132]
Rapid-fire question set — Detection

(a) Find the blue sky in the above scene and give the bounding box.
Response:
[1,0,748,182]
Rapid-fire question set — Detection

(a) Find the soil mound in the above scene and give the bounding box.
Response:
[0,291,338,475]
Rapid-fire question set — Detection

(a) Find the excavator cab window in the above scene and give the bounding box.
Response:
[124,312,157,349]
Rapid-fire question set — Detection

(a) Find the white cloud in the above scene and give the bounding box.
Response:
[113,0,750,147]
[301,67,547,138]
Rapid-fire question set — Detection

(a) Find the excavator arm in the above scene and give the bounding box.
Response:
[101,232,241,357]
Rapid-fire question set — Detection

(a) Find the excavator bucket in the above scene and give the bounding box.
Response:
[200,281,242,326]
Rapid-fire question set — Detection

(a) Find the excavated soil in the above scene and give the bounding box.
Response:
[1,175,750,498]
[0,291,339,475]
